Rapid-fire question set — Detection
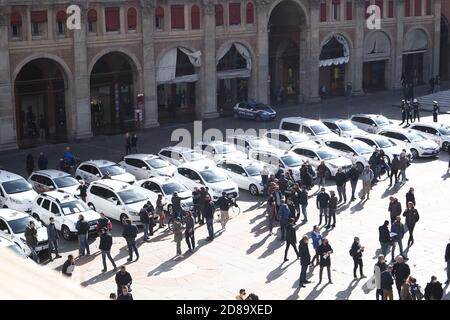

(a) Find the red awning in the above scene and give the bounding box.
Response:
[31,11,48,23]
[56,10,67,22]
[10,12,22,25]
[127,8,137,29]
[88,9,97,22]
[155,6,164,18]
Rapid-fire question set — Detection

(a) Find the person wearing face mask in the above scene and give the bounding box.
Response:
[350,237,365,279]
[47,217,61,261]
[374,255,387,300]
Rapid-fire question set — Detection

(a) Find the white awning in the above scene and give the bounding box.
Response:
[319,34,350,67]
[364,31,391,61]
[403,29,428,54]
[157,47,201,84]
[216,43,252,79]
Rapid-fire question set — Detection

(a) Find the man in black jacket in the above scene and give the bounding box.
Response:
[335,168,347,203]
[192,187,201,223]
[298,235,311,287]
[77,180,88,202]
[122,220,139,261]
[139,205,151,242]
[37,152,48,170]
[75,214,90,257]
[379,220,391,257]
[424,276,443,300]
[115,266,132,296]
[284,218,299,262]
[117,285,133,300]
[204,195,215,241]
[99,228,116,272]
[405,188,416,207]
[217,192,233,230]
[326,191,337,229]
[350,237,365,279]
[298,185,308,222]
[389,155,400,185]
[392,255,410,300]
[96,212,111,232]
[347,165,359,201]
[185,211,195,252]
[316,188,330,226]
[446,239,450,285]
[388,197,402,224]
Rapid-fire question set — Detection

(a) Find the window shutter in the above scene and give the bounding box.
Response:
[405,0,411,17]
[31,11,48,23]
[88,9,97,22]
[229,3,241,25]
[345,1,352,20]
[320,2,327,22]
[171,5,185,29]
[388,0,394,17]
[155,6,164,18]
[375,0,383,18]
[105,7,120,31]
[56,10,67,22]
[127,7,137,29]
[191,5,200,29]
[414,0,422,16]
[215,4,224,26]
[332,0,341,4]
[425,0,432,15]
[10,12,22,25]
[246,2,254,24]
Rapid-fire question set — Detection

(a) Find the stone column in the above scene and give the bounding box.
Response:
[73,3,92,140]
[256,0,269,104]
[394,0,405,89]
[352,0,365,96]
[141,1,159,128]
[201,1,218,118]
[308,1,320,102]
[432,0,441,77]
[0,9,18,150]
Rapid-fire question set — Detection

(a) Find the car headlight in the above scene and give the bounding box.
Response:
[211,187,222,193]
[128,210,139,216]
[9,197,23,205]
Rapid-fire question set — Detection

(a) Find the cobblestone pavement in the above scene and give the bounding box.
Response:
[1,85,450,300]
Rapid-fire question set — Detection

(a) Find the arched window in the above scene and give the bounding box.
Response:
[10,12,22,38]
[229,3,241,26]
[56,11,67,35]
[191,5,200,30]
[87,9,97,33]
[155,6,164,30]
[105,7,120,32]
[127,7,137,30]
[215,4,224,26]
[246,2,254,24]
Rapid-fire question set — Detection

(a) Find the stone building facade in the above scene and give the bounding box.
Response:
[0,0,442,150]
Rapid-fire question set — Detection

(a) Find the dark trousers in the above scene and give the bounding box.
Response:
[390,170,398,184]
[280,222,287,240]
[319,265,331,282]
[101,250,116,270]
[433,114,438,122]
[311,250,319,266]
[125,145,131,155]
[376,289,384,301]
[353,258,363,277]
[396,280,403,299]
[268,215,275,234]
[327,209,336,227]
[299,264,308,284]
[319,207,328,225]
[284,241,299,260]
[350,180,357,199]
[199,205,205,223]
[126,239,139,259]
[206,218,214,239]
[49,239,59,255]
[185,231,195,251]
[413,111,420,122]
[407,224,415,246]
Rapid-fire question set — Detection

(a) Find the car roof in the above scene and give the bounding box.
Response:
[322,136,362,145]
[322,118,352,124]
[251,147,294,156]
[81,160,116,167]
[90,179,133,191]
[160,146,195,153]
[31,170,71,179]
[178,161,218,171]
[0,170,25,182]
[292,142,331,151]
[198,140,231,146]
[144,176,178,185]
[266,129,305,136]
[410,122,447,129]
[38,190,76,203]
[218,157,257,167]
[379,127,415,134]
[227,134,259,140]
[281,117,319,125]
[0,209,29,221]
[124,154,159,161]
[352,114,388,119]
[351,133,384,141]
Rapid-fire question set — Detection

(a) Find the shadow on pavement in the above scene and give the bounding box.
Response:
[335,278,361,300]
[258,237,284,259]
[304,282,330,300]
[81,269,116,287]
[266,260,297,283]
[246,234,270,255]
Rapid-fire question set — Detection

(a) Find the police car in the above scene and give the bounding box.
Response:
[75,160,136,185]
[0,170,37,213]
[136,176,193,213]
[196,141,247,162]
[321,119,367,138]
[86,179,158,225]
[31,191,101,241]
[0,209,49,257]
[233,101,277,121]
[28,170,80,195]
[264,129,310,150]
[158,146,215,167]
[216,158,267,196]
[119,154,176,180]
[350,114,394,134]
[351,133,410,164]
[174,161,239,201]
[409,122,450,151]
[321,137,374,172]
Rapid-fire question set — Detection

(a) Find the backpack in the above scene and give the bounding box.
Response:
[349,248,354,257]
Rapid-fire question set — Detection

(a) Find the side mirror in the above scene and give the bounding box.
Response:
[372,124,376,127]
[48,185,55,190]
[116,200,121,206]
[96,174,101,177]
[241,172,247,177]
[314,157,319,160]
[141,166,147,170]
[195,180,201,184]
[285,141,291,144]
[404,140,409,143]
[2,229,10,234]
[55,213,61,217]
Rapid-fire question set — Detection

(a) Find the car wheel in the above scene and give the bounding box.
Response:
[411,148,419,159]
[2,205,7,208]
[61,225,72,241]
[356,162,364,173]
[120,214,129,226]
[324,168,332,180]
[249,184,259,196]
[443,142,450,152]
[32,213,40,221]
[87,203,96,211]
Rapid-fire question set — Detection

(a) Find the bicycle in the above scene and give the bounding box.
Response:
[167,211,186,231]
[214,197,241,222]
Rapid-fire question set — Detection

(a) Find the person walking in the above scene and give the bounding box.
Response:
[360,165,374,200]
[374,255,387,300]
[77,180,88,202]
[405,188,416,207]
[399,150,409,182]
[311,226,322,266]
[316,188,329,226]
[173,217,184,258]
[389,155,400,186]
[122,220,139,262]
[139,204,151,242]
[75,214,90,257]
[326,191,337,229]
[117,286,134,300]
[379,220,391,258]
[156,194,165,228]
[335,168,347,204]
[99,228,117,272]
[298,185,308,222]
[217,192,232,230]
[347,164,359,201]
[47,217,61,261]
[298,235,311,287]
[184,211,195,252]
[278,198,290,241]
[96,212,112,232]
[432,101,440,123]
[350,237,365,279]
[392,255,411,300]
[284,218,299,261]
[435,75,441,92]
[424,276,444,300]
[192,187,201,223]
[25,221,39,263]
[62,255,75,277]
[146,201,155,237]
[391,216,405,261]
[125,132,132,155]
[318,238,333,284]
[198,187,208,225]
[399,100,407,126]
[131,133,138,153]
[37,152,48,170]
[412,99,420,122]
[445,239,450,285]
[316,161,327,189]
[381,265,394,300]
[171,192,190,219]
[266,196,277,235]
[388,197,402,224]
[272,187,283,215]
[406,102,413,125]
[115,266,132,296]
[261,166,270,197]
[204,195,215,241]
[429,77,435,93]
[26,154,34,176]
[403,202,419,247]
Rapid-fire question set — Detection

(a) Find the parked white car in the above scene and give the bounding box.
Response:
[75,160,136,185]
[409,122,450,151]
[196,141,247,162]
[86,179,157,225]
[378,128,440,159]
[226,134,273,154]
[216,158,266,196]
[0,170,37,213]
[0,209,49,257]
[0,234,29,259]
[174,161,239,201]
[321,119,367,138]
[137,176,193,213]
[28,170,80,195]
[119,154,176,180]
[279,117,338,143]
[350,114,394,134]
[321,137,374,172]
[31,191,101,241]
[158,146,215,167]
[264,129,310,150]
[351,133,410,164]
[291,143,353,178]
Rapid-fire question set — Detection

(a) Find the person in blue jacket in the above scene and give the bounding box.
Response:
[390,216,405,261]
[310,225,322,266]
[278,198,290,241]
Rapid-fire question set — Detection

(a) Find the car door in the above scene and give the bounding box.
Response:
[351,117,368,132]
[79,165,95,183]
[0,218,14,242]
[228,164,247,189]
[355,137,376,148]
[304,149,320,167]
[0,186,6,207]
[278,134,292,150]
[41,176,56,192]
[424,126,441,145]
[188,169,204,189]
[123,158,139,177]
[133,159,150,179]
[50,201,63,230]
[88,186,108,214]
[39,198,51,224]
[176,168,194,190]
[324,122,340,136]
[29,174,43,193]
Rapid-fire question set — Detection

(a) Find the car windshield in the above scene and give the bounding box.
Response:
[251,103,270,110]
[310,124,332,135]
[338,121,359,132]
[245,165,262,176]
[406,131,426,142]
[7,244,26,258]
[374,137,396,148]
[60,200,89,215]
[146,158,169,169]
[438,126,450,136]
[2,179,32,194]
[162,182,188,195]
[249,138,271,149]
[118,188,148,205]
[200,169,228,183]
[99,165,125,176]
[289,134,308,144]
[8,216,41,234]
[214,144,236,154]
[54,176,79,188]
[316,149,339,160]
[183,151,204,161]
[374,116,390,126]
[281,154,303,167]
[351,140,374,155]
